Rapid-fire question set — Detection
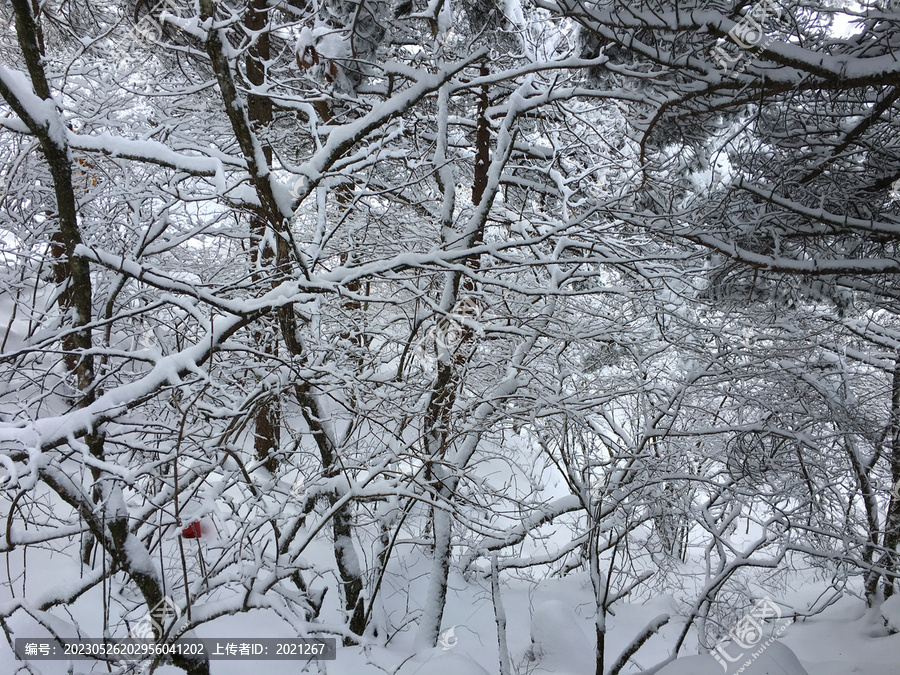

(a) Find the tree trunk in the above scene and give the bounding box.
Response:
[296,385,367,642]
[244,0,281,473]
[416,67,492,647]
[882,357,900,598]
[415,501,452,648]
[844,436,884,605]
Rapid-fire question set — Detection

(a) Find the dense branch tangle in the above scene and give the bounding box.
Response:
[2,3,900,675]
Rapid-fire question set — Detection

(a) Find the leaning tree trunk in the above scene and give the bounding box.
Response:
[882,357,900,598]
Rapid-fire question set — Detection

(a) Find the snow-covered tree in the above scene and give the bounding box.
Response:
[3,1,900,674]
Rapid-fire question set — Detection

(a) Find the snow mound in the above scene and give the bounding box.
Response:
[881,595,900,633]
[527,599,593,673]
[656,640,808,675]
[404,652,490,675]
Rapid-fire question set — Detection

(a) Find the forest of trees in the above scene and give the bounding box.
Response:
[1,0,899,673]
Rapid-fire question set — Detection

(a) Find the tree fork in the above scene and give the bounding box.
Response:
[295,384,368,641]
[416,63,492,647]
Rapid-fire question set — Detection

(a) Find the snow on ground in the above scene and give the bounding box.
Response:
[526,598,594,674]
[882,595,900,633]
[776,594,900,675]
[656,641,808,675]
[2,545,899,674]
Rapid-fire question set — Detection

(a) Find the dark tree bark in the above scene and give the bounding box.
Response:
[244,0,281,473]
[416,70,492,646]
[882,358,900,598]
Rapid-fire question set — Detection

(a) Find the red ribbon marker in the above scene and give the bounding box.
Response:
[181,521,202,539]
